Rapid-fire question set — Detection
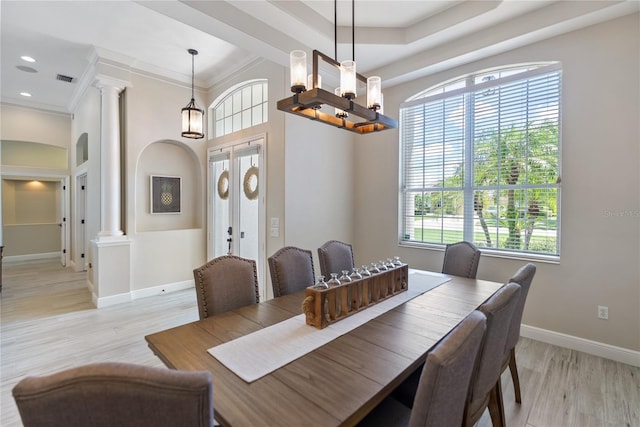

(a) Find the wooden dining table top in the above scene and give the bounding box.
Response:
[144,270,505,427]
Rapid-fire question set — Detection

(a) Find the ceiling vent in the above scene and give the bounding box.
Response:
[56,74,74,83]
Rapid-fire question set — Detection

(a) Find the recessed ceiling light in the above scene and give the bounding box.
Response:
[20,92,32,97]
[21,56,36,63]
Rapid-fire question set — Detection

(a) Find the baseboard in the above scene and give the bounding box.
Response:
[521,324,640,367]
[131,280,194,299]
[4,252,59,263]
[91,280,194,308]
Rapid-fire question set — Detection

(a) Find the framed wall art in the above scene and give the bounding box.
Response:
[150,175,181,214]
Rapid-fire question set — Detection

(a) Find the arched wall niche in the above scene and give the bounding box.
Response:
[135,140,202,232]
[75,133,88,166]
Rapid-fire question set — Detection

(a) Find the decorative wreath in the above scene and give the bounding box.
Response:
[243,166,259,200]
[217,170,229,200]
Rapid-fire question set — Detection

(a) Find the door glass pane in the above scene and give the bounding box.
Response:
[237,151,259,261]
[212,157,230,258]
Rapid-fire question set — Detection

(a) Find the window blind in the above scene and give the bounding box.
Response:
[400,64,561,256]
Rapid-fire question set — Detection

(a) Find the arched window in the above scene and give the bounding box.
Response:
[400,63,561,257]
[212,80,268,137]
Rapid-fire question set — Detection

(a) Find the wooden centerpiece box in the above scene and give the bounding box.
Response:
[302,264,408,329]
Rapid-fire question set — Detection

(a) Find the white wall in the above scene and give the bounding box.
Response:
[354,14,640,352]
[284,113,355,273]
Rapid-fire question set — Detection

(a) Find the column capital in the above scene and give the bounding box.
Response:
[93,74,128,92]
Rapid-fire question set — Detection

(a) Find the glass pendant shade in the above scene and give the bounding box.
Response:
[367,76,382,110]
[307,73,322,90]
[290,50,307,93]
[181,100,204,139]
[334,87,347,118]
[340,60,357,99]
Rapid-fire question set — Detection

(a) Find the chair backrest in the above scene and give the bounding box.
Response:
[317,240,355,279]
[193,255,260,319]
[12,362,214,427]
[409,311,487,427]
[505,263,537,353]
[442,241,481,278]
[268,246,315,297]
[467,283,521,415]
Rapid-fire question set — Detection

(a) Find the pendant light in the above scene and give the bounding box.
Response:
[276,0,397,134]
[181,48,204,139]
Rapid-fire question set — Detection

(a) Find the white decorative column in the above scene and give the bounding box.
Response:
[96,79,125,239]
[90,75,132,308]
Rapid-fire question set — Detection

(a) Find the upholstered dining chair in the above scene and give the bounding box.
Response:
[357,311,487,427]
[193,254,260,319]
[268,246,315,297]
[442,241,481,278]
[501,263,537,404]
[464,282,521,427]
[12,362,214,427]
[317,240,355,279]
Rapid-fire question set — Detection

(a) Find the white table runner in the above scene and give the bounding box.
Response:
[208,270,450,383]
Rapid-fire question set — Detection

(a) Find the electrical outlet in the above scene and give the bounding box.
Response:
[598,305,608,320]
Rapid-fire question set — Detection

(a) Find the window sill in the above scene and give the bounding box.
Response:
[397,241,560,265]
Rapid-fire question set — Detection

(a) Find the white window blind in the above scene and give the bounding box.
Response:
[400,64,561,256]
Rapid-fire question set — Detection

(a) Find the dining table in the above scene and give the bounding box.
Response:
[144,268,505,427]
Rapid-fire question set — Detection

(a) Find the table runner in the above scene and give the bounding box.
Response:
[208,270,450,383]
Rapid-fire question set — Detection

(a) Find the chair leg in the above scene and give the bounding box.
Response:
[508,348,522,404]
[488,380,506,427]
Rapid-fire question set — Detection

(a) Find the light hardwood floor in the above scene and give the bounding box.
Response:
[1,260,638,427]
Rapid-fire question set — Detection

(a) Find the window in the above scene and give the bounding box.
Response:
[214,80,268,137]
[400,64,561,256]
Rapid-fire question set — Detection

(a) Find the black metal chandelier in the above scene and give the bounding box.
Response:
[277,0,397,134]
[181,48,204,139]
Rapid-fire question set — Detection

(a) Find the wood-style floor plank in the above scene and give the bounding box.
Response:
[2,260,639,427]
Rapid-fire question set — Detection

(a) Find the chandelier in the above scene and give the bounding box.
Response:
[181,48,204,139]
[277,0,397,134]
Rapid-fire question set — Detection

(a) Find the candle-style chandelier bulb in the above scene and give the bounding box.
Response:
[290,50,307,93]
[340,60,357,100]
[367,76,382,111]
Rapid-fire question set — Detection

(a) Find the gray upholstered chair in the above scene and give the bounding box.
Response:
[442,241,481,278]
[12,362,214,427]
[193,254,260,319]
[357,311,487,427]
[501,263,537,403]
[464,282,521,427]
[268,246,315,297]
[317,240,355,279]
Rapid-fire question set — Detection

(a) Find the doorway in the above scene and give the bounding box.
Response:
[208,136,265,299]
[74,173,88,271]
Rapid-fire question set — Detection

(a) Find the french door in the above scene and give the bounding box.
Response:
[209,136,265,299]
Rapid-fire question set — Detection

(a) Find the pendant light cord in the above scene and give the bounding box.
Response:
[334,0,337,61]
[352,0,355,61]
[334,0,355,62]
[191,52,195,100]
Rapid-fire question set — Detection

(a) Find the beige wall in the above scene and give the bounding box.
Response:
[353,14,640,351]
[0,105,71,148]
[124,71,208,290]
[70,86,101,268]
[1,179,60,256]
[0,104,71,251]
